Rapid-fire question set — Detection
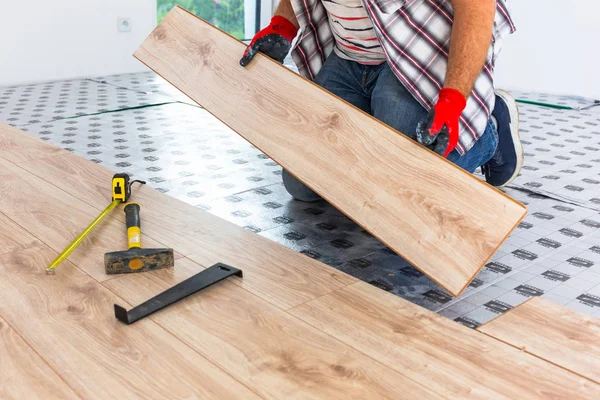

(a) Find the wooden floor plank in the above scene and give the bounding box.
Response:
[0,245,261,400]
[20,152,357,309]
[0,123,66,163]
[0,212,40,256]
[289,281,600,399]
[0,315,80,400]
[0,157,179,282]
[133,6,527,296]
[478,296,600,384]
[103,257,440,400]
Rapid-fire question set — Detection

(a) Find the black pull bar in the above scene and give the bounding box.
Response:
[114,263,243,325]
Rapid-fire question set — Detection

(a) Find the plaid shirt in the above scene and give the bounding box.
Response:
[290,0,516,155]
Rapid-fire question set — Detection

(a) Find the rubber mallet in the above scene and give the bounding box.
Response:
[104,203,174,275]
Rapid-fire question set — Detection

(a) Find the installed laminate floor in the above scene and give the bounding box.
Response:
[2,66,600,328]
[479,296,600,384]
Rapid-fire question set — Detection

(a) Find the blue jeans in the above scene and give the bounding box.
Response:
[283,52,498,200]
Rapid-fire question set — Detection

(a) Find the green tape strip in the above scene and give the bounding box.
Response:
[58,101,178,121]
[515,99,573,110]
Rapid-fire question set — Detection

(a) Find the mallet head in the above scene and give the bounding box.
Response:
[104,247,174,275]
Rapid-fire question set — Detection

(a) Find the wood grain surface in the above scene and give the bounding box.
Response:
[21,152,357,309]
[133,6,527,296]
[0,212,40,257]
[0,123,66,162]
[0,315,79,400]
[0,245,260,400]
[479,296,600,384]
[104,257,440,400]
[290,282,600,399]
[0,157,178,281]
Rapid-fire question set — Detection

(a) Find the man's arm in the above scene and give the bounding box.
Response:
[444,0,496,97]
[415,0,496,157]
[274,0,299,29]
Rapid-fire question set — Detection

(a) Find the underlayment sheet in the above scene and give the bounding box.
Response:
[507,103,600,210]
[0,79,175,127]
[5,70,600,327]
[89,72,196,105]
[20,103,282,202]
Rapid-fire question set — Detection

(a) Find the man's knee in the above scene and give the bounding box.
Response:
[282,169,322,202]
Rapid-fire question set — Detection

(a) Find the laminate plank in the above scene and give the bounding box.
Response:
[289,281,600,399]
[20,152,357,309]
[478,296,600,384]
[0,245,261,399]
[0,157,180,282]
[0,123,66,163]
[0,212,40,256]
[0,315,79,400]
[133,6,527,296]
[103,257,440,400]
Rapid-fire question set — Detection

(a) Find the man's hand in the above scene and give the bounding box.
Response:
[240,16,298,67]
[416,88,466,158]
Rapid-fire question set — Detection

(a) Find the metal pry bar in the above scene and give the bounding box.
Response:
[114,263,243,324]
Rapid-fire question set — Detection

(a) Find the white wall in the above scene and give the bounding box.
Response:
[0,1,157,86]
[495,1,600,99]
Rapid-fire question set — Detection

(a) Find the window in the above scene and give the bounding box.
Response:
[158,0,270,40]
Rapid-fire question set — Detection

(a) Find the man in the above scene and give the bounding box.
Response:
[240,0,522,202]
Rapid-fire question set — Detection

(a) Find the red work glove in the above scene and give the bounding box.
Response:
[240,16,298,67]
[416,88,467,158]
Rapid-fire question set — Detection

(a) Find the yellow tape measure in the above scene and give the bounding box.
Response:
[112,173,131,202]
[46,173,145,274]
